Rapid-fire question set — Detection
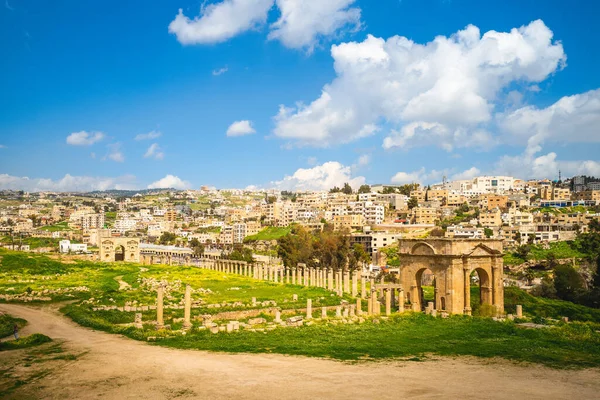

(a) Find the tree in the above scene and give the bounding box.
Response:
[342,183,353,195]
[381,186,396,194]
[189,238,204,256]
[329,186,341,193]
[357,184,371,194]
[554,264,585,303]
[407,197,418,209]
[158,232,177,245]
[267,196,278,204]
[515,245,530,261]
[484,228,493,238]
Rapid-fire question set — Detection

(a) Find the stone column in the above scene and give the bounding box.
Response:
[156,285,164,329]
[303,268,309,286]
[516,304,523,318]
[361,275,366,299]
[385,289,392,316]
[336,306,342,318]
[411,279,420,311]
[274,267,279,283]
[343,270,350,294]
[351,272,358,297]
[398,290,405,312]
[286,268,290,284]
[327,269,334,290]
[183,284,192,329]
[292,268,297,285]
[464,265,472,315]
[306,299,312,320]
[322,307,327,319]
[275,311,282,323]
[356,297,362,315]
[337,271,342,294]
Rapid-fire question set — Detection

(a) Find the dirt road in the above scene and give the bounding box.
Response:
[1,303,599,399]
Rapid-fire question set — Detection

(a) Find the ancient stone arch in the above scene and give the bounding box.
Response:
[99,234,140,263]
[397,239,504,315]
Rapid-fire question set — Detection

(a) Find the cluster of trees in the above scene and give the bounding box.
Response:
[532,220,600,308]
[329,183,354,195]
[225,244,254,264]
[277,225,370,271]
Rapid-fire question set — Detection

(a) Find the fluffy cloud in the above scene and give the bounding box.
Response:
[147,175,191,190]
[0,173,137,192]
[272,161,365,191]
[106,143,125,163]
[268,0,361,52]
[383,122,496,152]
[169,0,362,50]
[273,20,565,148]
[499,88,600,150]
[135,131,161,141]
[226,120,256,136]
[66,131,105,146]
[391,167,479,185]
[357,154,370,166]
[496,150,600,180]
[144,143,164,160]
[451,167,481,181]
[168,0,274,45]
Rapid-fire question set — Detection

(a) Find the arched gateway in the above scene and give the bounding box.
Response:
[397,239,504,315]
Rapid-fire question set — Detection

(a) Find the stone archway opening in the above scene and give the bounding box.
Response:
[416,267,436,311]
[470,268,492,315]
[114,245,125,262]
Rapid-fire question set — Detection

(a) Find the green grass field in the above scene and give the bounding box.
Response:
[3,248,600,368]
[244,226,291,242]
[0,334,52,351]
[39,221,71,232]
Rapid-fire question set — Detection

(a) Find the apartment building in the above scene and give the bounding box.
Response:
[410,190,426,204]
[333,214,364,231]
[445,225,485,239]
[573,190,600,202]
[479,209,502,227]
[486,195,508,211]
[412,207,437,225]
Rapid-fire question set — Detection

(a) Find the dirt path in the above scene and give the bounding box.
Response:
[114,275,131,291]
[1,303,599,400]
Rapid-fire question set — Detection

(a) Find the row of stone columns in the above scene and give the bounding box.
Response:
[191,258,286,284]
[287,264,362,297]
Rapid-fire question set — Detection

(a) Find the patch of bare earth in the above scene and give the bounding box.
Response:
[1,303,599,400]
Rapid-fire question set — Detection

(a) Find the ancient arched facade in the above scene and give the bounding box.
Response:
[397,239,504,315]
[99,237,140,263]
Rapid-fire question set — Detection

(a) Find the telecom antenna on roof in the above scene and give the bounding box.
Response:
[558,170,562,182]
[442,175,447,188]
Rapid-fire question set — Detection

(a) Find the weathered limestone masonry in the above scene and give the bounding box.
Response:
[156,285,164,329]
[183,284,192,329]
[397,238,504,315]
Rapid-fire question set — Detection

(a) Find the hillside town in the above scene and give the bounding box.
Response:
[2,174,599,267]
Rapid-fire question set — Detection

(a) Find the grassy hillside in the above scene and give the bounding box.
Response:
[244,226,291,242]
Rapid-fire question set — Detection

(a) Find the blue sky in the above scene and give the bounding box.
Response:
[1,0,599,192]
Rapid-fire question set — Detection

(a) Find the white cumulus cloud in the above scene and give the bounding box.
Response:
[106,143,125,163]
[451,167,481,181]
[499,88,600,150]
[273,20,565,148]
[147,175,191,190]
[268,0,361,52]
[226,120,256,136]
[272,161,365,191]
[135,131,162,141]
[144,143,165,160]
[168,0,274,45]
[66,131,105,146]
[0,173,138,192]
